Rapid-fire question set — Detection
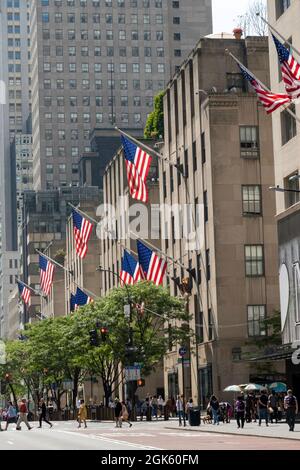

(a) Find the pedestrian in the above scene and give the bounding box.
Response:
[235,395,246,429]
[4,402,17,431]
[246,392,257,423]
[38,398,53,429]
[176,395,184,426]
[121,401,133,427]
[16,398,32,431]
[151,395,158,420]
[125,398,132,420]
[284,389,298,432]
[114,397,122,428]
[268,390,278,424]
[257,390,269,427]
[157,395,165,418]
[77,399,87,429]
[208,395,220,425]
[186,398,194,425]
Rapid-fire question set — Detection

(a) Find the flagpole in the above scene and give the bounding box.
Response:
[257,13,300,60]
[115,126,180,167]
[226,49,300,124]
[68,202,98,226]
[16,277,42,297]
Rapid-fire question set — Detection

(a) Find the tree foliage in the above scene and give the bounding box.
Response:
[0,282,188,409]
[144,92,164,139]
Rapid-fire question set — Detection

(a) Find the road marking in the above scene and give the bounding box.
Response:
[56,430,162,450]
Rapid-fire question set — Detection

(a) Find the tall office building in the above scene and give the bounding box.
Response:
[29,0,212,190]
[0,0,31,337]
[267,0,300,395]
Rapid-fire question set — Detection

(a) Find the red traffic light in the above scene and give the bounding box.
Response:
[100,327,108,334]
[137,379,145,387]
[5,373,11,382]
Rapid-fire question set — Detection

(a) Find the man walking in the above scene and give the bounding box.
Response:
[268,390,278,424]
[38,398,53,429]
[16,398,32,431]
[176,395,184,426]
[284,389,298,432]
[258,390,269,427]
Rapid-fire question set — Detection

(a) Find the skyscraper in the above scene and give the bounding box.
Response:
[29,0,212,190]
[0,0,31,337]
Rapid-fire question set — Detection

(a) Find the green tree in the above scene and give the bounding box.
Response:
[75,282,189,405]
[144,92,164,139]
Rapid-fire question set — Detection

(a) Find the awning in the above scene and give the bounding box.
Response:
[248,345,293,362]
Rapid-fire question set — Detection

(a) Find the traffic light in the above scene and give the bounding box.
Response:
[5,373,11,383]
[89,330,99,347]
[137,379,145,387]
[100,327,108,342]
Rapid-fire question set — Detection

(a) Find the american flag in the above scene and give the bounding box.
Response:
[238,63,291,113]
[120,250,142,285]
[272,34,300,100]
[70,293,77,312]
[75,287,93,308]
[39,255,55,296]
[17,281,31,305]
[137,240,167,286]
[72,208,93,259]
[121,135,152,203]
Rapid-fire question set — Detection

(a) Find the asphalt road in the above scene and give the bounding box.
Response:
[0,420,299,450]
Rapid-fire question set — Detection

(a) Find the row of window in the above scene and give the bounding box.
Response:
[43,46,168,59]
[6,12,20,20]
[43,61,166,74]
[41,0,165,8]
[195,305,266,342]
[43,77,165,90]
[43,95,153,107]
[276,0,290,19]
[42,12,166,24]
[6,0,20,7]
[42,28,167,41]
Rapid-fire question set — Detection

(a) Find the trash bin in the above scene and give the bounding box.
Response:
[189,408,201,426]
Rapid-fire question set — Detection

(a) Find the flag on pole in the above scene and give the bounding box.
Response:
[120,250,142,285]
[272,34,300,100]
[70,293,77,312]
[137,240,167,286]
[17,281,31,305]
[121,135,152,203]
[72,208,93,259]
[238,63,291,113]
[75,287,93,307]
[39,254,55,296]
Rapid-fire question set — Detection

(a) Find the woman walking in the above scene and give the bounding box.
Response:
[5,402,17,431]
[77,399,87,429]
[235,395,246,429]
[121,401,133,427]
[38,398,53,429]
[209,395,220,425]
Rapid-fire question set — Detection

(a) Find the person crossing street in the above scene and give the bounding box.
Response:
[38,398,53,429]
[16,398,32,431]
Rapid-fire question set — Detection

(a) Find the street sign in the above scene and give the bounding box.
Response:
[124,366,141,382]
[179,346,187,357]
[177,359,190,367]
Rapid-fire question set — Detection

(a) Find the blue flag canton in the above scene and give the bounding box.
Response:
[72,209,83,230]
[122,250,137,276]
[272,34,290,63]
[17,281,24,295]
[238,64,255,83]
[137,240,152,273]
[75,287,89,306]
[39,255,48,271]
[121,135,136,164]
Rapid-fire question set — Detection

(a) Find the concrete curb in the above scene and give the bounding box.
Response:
[164,425,300,441]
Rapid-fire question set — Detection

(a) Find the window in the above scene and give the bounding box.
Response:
[276,0,290,19]
[81,31,88,40]
[131,14,138,24]
[173,16,180,24]
[174,49,182,57]
[46,147,53,157]
[42,12,49,23]
[247,305,266,337]
[144,14,150,24]
[232,347,242,362]
[58,130,65,140]
[145,64,152,73]
[68,30,75,40]
[94,30,101,40]
[242,186,262,215]
[157,47,164,57]
[145,96,153,107]
[83,113,90,123]
[120,47,127,57]
[56,46,63,56]
[132,31,138,40]
[69,79,76,89]
[121,113,129,123]
[158,64,165,73]
[145,80,153,90]
[119,14,125,24]
[68,13,75,23]
[119,30,126,40]
[45,129,52,140]
[155,0,162,6]
[107,47,114,56]
[133,80,140,90]
[281,104,297,145]
[71,130,78,140]
[174,33,181,41]
[284,173,300,208]
[93,14,100,23]
[120,63,127,73]
[70,113,78,123]
[173,1,179,7]
[208,309,214,341]
[44,96,51,106]
[120,80,127,90]
[121,96,128,106]
[240,126,259,158]
[82,79,90,89]
[69,63,76,72]
[156,31,163,40]
[83,96,90,106]
[82,63,89,73]
[245,245,264,277]
[133,63,139,73]
[44,79,51,89]
[71,147,79,157]
[201,132,206,164]
[95,47,101,56]
[58,146,65,157]
[156,14,163,24]
[96,113,103,123]
[96,96,103,106]
[133,96,141,106]
[56,63,64,72]
[107,30,113,40]
[206,249,210,281]
[43,63,51,72]
[55,13,62,23]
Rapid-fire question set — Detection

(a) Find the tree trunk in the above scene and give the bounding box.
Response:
[72,369,80,411]
[9,384,18,410]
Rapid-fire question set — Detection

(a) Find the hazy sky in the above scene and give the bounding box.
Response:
[212,0,252,34]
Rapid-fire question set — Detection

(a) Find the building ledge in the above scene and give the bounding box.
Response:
[276,201,300,222]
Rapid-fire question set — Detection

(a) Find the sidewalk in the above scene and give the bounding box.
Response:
[164,419,300,440]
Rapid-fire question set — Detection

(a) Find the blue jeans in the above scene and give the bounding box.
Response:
[178,410,184,425]
[259,408,268,425]
[212,409,219,425]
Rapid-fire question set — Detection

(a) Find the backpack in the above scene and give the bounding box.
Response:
[286,395,296,409]
[236,400,245,412]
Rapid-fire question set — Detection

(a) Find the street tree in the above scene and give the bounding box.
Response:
[236,0,267,37]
